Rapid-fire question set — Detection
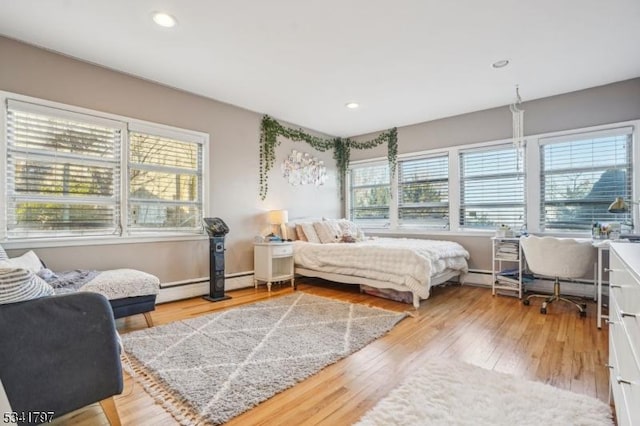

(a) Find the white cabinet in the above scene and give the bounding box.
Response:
[608,243,640,426]
[491,237,523,298]
[254,242,295,292]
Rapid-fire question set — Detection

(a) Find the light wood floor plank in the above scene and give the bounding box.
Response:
[57,280,609,425]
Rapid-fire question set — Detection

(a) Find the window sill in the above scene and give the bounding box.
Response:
[0,233,208,250]
[362,227,594,239]
[362,228,496,238]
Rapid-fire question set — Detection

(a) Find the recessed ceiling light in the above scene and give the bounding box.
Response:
[492,59,510,69]
[152,12,177,28]
[345,102,359,109]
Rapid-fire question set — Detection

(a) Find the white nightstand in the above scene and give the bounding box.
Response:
[253,242,295,292]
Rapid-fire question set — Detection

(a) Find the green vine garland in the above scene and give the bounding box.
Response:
[259,115,397,200]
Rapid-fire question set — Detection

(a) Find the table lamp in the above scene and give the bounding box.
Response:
[268,209,289,240]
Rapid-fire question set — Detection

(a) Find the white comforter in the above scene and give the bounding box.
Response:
[294,238,469,299]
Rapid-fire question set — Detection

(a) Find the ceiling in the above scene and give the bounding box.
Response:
[1,0,639,137]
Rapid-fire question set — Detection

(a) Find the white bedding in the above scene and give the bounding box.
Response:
[294,238,469,299]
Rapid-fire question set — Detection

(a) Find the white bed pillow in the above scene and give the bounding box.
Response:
[0,250,43,274]
[313,221,341,244]
[298,223,321,244]
[0,268,54,305]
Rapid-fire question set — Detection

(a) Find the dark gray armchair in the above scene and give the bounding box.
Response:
[0,292,123,425]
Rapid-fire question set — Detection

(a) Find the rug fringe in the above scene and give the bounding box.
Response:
[404,310,417,318]
[123,356,209,425]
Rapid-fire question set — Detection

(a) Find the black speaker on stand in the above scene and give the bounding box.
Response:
[203,218,231,302]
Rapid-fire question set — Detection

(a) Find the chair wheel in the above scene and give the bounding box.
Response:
[523,299,530,306]
[580,310,587,317]
[540,307,547,314]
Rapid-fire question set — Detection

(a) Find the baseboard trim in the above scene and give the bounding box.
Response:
[463,271,599,299]
[158,270,603,304]
[157,272,255,304]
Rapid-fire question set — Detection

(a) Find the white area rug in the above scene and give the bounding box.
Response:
[121,292,406,425]
[356,359,613,426]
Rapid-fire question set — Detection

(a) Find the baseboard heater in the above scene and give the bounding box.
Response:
[464,269,604,299]
[157,272,255,304]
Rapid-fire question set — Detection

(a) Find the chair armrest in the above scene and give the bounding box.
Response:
[0,293,123,423]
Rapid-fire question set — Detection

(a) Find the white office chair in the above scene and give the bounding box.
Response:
[520,235,596,316]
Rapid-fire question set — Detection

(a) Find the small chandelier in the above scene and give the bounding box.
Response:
[510,85,525,150]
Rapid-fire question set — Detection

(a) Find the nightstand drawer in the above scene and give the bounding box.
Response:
[272,244,293,257]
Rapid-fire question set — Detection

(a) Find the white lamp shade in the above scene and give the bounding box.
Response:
[268,210,288,225]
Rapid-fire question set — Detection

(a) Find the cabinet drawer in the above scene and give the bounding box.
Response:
[271,244,293,257]
[610,367,631,425]
[610,307,640,425]
[610,253,640,314]
[610,366,632,426]
[615,299,640,372]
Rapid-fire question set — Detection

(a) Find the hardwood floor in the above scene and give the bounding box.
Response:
[53,280,610,425]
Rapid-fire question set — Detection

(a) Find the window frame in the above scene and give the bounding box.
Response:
[346,159,392,228]
[458,143,526,231]
[347,120,639,237]
[397,152,450,229]
[529,125,638,235]
[0,91,209,247]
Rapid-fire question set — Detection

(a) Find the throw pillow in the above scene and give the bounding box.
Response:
[313,221,341,244]
[0,250,43,274]
[284,223,298,241]
[295,224,308,242]
[0,268,54,305]
[299,223,321,244]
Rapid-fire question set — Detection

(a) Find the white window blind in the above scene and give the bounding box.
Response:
[540,128,633,231]
[459,145,525,229]
[348,163,390,226]
[5,100,122,238]
[398,154,449,228]
[128,131,203,232]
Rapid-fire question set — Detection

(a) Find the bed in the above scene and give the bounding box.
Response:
[293,237,469,308]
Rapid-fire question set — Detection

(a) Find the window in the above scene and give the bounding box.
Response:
[540,128,633,231]
[459,145,525,229]
[2,96,207,240]
[347,122,636,235]
[6,100,123,238]
[348,163,390,226]
[398,154,448,228]
[129,130,203,233]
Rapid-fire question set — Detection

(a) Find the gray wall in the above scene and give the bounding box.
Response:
[350,78,640,271]
[351,78,640,159]
[2,35,639,277]
[0,36,341,282]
